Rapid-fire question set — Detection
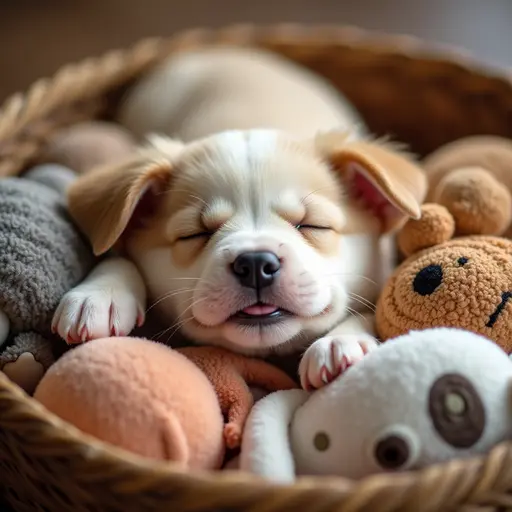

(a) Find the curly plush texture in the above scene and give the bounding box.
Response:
[377,236,512,352]
[0,166,96,335]
[398,203,455,257]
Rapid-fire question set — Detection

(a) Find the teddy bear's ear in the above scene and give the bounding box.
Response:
[398,204,456,257]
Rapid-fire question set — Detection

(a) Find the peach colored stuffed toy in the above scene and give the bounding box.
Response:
[423,136,512,237]
[34,337,296,468]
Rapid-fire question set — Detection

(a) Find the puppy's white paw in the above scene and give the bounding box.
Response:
[299,333,378,390]
[52,285,145,344]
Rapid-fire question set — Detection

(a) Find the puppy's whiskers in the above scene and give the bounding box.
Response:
[155,297,206,342]
[348,292,376,312]
[147,287,194,313]
[165,317,194,344]
[346,306,366,322]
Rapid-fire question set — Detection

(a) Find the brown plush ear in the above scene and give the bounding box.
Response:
[316,133,428,232]
[67,153,174,256]
[398,203,456,257]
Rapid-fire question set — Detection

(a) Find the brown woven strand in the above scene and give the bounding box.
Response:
[0,23,511,512]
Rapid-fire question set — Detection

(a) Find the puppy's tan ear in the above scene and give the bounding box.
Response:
[67,154,173,256]
[316,133,428,232]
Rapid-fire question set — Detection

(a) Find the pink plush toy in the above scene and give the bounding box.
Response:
[34,337,296,468]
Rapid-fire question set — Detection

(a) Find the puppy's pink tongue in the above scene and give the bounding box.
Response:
[242,304,278,316]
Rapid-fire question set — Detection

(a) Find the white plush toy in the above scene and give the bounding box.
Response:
[240,328,512,482]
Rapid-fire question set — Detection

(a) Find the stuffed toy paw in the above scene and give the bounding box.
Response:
[178,345,297,449]
[423,136,512,236]
[1,333,55,395]
[240,328,512,481]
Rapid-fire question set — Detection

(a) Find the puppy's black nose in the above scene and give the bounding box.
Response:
[232,251,280,289]
[413,264,443,296]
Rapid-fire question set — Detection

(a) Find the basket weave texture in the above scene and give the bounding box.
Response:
[0,24,512,512]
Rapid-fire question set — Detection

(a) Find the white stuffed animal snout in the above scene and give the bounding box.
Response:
[367,424,421,473]
[242,328,512,481]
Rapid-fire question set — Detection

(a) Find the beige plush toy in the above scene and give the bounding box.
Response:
[40,121,137,173]
[423,136,512,237]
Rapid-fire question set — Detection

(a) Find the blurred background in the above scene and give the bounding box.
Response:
[0,0,511,101]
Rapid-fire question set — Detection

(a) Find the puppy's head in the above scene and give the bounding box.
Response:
[69,130,426,354]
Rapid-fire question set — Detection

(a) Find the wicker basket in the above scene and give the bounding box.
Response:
[1,24,512,512]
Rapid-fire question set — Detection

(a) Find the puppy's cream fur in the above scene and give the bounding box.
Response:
[56,47,427,387]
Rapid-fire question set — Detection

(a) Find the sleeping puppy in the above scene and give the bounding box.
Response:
[53,47,427,389]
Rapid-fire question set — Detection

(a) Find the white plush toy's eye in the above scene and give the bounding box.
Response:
[371,425,420,472]
[313,431,330,452]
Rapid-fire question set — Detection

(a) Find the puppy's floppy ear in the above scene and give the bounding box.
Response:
[316,132,428,232]
[68,137,183,256]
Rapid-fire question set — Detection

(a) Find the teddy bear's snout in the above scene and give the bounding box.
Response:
[413,264,443,296]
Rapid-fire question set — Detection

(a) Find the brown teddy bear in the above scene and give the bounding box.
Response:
[423,135,512,237]
[376,202,512,353]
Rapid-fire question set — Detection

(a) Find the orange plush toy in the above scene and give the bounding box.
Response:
[377,203,512,353]
[34,337,296,469]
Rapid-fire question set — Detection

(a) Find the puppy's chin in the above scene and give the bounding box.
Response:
[178,291,347,356]
[182,316,304,355]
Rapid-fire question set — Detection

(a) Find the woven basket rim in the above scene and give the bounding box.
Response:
[1,23,512,511]
[2,367,506,492]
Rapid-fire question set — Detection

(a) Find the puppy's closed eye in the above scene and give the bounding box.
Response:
[296,224,332,231]
[295,223,340,256]
[177,231,213,242]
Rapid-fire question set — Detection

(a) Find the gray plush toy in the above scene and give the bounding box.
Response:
[0,164,96,393]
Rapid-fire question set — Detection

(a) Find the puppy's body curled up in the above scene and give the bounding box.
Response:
[56,47,427,388]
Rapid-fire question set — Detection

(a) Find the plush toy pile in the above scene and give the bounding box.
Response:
[2,74,512,482]
[240,328,512,481]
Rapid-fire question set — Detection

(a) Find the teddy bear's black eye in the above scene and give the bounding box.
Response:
[457,257,469,266]
[413,264,443,296]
